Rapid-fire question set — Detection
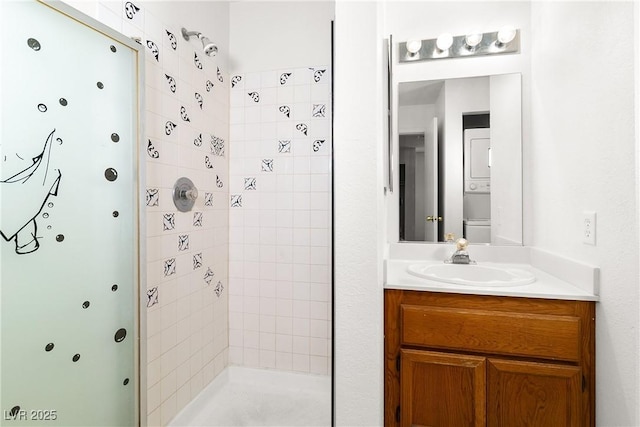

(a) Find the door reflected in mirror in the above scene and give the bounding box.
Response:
[398,73,522,245]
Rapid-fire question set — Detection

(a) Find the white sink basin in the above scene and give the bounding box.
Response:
[407,263,536,287]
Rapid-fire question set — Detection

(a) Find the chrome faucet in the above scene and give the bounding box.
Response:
[446,238,475,264]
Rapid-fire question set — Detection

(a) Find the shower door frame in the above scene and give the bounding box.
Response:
[35,1,147,425]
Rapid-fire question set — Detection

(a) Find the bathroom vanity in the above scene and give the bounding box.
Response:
[384,290,595,427]
[383,246,598,427]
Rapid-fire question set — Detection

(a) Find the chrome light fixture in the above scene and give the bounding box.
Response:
[406,39,422,56]
[435,33,453,52]
[496,26,517,47]
[399,27,520,63]
[464,32,483,50]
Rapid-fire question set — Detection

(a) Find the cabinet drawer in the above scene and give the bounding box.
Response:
[401,304,581,362]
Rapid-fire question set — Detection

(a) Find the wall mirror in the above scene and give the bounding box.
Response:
[398,73,522,245]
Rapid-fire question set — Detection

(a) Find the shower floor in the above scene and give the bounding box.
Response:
[168,366,331,427]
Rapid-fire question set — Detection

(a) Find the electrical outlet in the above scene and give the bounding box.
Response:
[583,211,596,245]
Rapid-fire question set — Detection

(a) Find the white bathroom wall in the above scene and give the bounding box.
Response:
[229,1,334,72]
[529,2,639,425]
[333,1,386,425]
[226,2,333,375]
[59,1,231,426]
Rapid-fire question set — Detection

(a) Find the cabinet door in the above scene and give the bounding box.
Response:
[401,349,486,427]
[487,359,582,427]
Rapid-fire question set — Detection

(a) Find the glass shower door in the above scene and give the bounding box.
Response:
[1,1,141,425]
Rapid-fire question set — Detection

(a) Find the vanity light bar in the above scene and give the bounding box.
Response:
[399,29,520,63]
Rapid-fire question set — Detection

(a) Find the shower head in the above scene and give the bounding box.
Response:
[199,35,218,57]
[181,27,217,57]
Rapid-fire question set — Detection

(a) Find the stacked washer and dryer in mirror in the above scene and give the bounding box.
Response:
[463,127,491,243]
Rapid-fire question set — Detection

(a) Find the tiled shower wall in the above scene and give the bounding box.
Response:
[228,68,332,375]
[81,2,230,425]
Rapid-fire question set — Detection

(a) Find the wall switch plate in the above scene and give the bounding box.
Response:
[583,211,596,245]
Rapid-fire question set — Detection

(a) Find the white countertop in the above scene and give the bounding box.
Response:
[385,244,599,301]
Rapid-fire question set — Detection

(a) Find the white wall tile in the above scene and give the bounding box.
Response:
[292,318,310,337]
[228,65,330,379]
[244,296,260,314]
[310,319,328,339]
[244,348,260,367]
[310,83,330,101]
[244,210,261,227]
[228,346,243,365]
[276,262,293,281]
[244,330,260,348]
[310,337,328,357]
[310,301,328,320]
[244,278,260,296]
[160,393,177,427]
[276,316,293,335]
[260,280,277,298]
[148,382,162,412]
[276,281,293,299]
[276,299,293,317]
[244,313,259,332]
[276,334,293,353]
[259,350,277,369]
[276,246,294,263]
[229,312,243,330]
[244,227,260,245]
[310,283,329,302]
[310,228,328,246]
[244,72,261,90]
[259,315,276,333]
[292,336,310,355]
[292,354,310,373]
[245,106,261,124]
[292,229,310,247]
[293,193,311,210]
[260,297,277,316]
[294,85,311,103]
[189,371,203,399]
[229,329,244,347]
[309,356,328,375]
[275,352,293,371]
[277,86,295,104]
[293,264,311,283]
[260,332,276,351]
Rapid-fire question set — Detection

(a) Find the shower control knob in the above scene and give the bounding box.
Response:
[173,177,198,212]
[181,188,198,201]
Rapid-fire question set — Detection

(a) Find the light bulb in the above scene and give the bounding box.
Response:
[436,33,453,51]
[406,39,422,55]
[497,26,517,45]
[465,32,483,49]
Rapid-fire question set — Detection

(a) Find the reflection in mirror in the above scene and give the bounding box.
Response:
[398,73,522,245]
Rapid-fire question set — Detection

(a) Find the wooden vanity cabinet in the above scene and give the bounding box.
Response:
[384,290,595,427]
